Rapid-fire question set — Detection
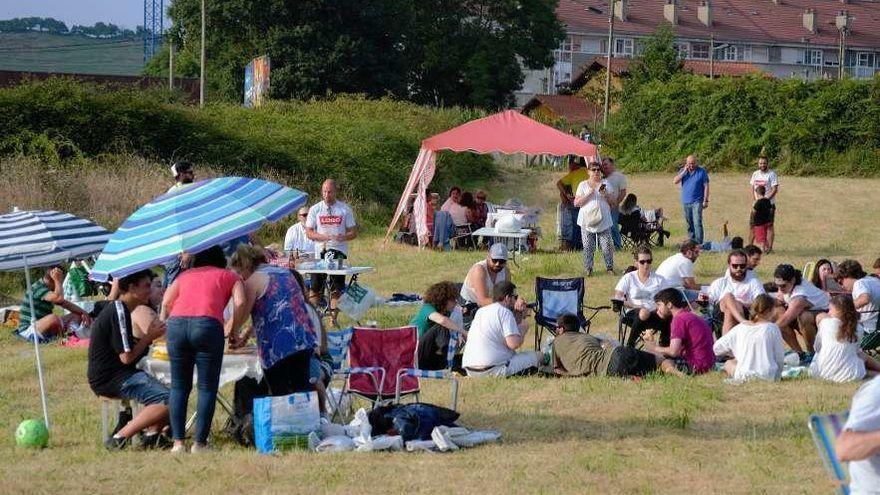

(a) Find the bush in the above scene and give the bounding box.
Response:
[0,79,495,224]
[605,74,880,176]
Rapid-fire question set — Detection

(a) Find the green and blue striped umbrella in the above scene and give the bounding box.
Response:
[90,177,307,282]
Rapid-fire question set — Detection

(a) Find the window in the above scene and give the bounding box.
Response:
[614,38,633,57]
[768,46,781,63]
[674,42,690,60]
[720,45,740,61]
[560,36,574,52]
[857,52,875,67]
[803,49,822,66]
[741,45,753,61]
[691,42,710,60]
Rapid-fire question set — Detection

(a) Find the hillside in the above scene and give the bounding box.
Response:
[0,32,143,75]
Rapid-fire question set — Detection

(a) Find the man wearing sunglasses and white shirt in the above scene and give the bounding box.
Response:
[283,206,316,256]
[462,281,541,377]
[707,250,766,335]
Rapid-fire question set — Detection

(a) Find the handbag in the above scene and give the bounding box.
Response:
[582,199,604,228]
[337,281,376,321]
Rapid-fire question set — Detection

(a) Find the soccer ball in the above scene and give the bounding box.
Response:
[15,419,49,448]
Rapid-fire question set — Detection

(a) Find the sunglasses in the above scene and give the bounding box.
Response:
[491,258,507,265]
[775,282,790,289]
[298,213,308,217]
[730,263,746,269]
[638,259,653,265]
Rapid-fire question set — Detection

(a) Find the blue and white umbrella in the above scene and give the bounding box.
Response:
[91,177,308,282]
[0,209,111,430]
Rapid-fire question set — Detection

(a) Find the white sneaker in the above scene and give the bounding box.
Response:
[190,442,212,453]
[170,443,186,454]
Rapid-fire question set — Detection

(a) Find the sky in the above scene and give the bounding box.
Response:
[0,0,165,30]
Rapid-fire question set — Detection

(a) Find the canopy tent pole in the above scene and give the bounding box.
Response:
[24,255,51,429]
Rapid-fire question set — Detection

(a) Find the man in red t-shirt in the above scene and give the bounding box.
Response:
[648,288,715,376]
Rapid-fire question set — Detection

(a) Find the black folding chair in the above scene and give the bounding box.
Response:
[533,277,609,350]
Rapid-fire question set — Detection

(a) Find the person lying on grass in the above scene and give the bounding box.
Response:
[712,294,784,382]
[645,288,715,376]
[811,295,880,383]
[87,269,170,451]
[552,313,663,378]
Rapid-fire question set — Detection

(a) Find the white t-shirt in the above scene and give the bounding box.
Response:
[713,321,784,381]
[811,317,866,383]
[305,200,357,256]
[708,272,765,305]
[462,303,520,368]
[784,281,830,311]
[604,170,628,203]
[844,376,880,494]
[749,169,779,204]
[656,253,695,288]
[283,222,315,253]
[575,180,613,233]
[614,270,667,311]
[441,198,469,227]
[853,276,880,335]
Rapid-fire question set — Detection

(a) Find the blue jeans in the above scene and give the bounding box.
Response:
[682,202,704,244]
[568,205,583,250]
[119,371,170,406]
[609,209,622,249]
[167,316,225,443]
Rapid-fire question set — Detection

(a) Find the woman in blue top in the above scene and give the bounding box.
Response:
[230,245,316,396]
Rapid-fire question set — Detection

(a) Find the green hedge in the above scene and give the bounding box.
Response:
[0,79,494,216]
[605,75,880,176]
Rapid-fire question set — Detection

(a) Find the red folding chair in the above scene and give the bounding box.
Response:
[347,326,419,406]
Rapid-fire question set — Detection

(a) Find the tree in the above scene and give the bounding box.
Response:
[627,23,683,89]
[145,0,564,108]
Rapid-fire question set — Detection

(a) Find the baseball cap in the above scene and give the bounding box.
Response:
[489,243,508,261]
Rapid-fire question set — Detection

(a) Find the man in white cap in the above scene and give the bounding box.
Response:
[460,243,525,312]
[167,161,195,194]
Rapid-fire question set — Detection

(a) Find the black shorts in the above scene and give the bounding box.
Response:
[606,346,658,377]
[310,249,347,294]
[264,349,314,396]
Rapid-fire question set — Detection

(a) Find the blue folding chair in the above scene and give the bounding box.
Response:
[533,277,609,350]
[808,412,850,495]
[325,327,386,422]
[395,331,460,410]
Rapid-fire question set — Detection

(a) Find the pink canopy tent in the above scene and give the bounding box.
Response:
[384,110,598,245]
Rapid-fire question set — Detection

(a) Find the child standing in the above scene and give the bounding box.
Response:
[749,185,773,253]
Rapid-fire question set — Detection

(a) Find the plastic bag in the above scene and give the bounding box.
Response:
[337,282,376,321]
[315,435,356,453]
[253,391,321,454]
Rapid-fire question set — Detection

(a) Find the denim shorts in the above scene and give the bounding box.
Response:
[119,371,170,405]
[309,356,332,386]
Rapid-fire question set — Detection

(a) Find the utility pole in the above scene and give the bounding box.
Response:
[838,24,847,80]
[602,0,615,127]
[199,0,206,107]
[709,34,714,79]
[168,41,174,91]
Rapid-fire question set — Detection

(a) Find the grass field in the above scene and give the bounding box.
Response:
[2,164,879,494]
[0,32,143,75]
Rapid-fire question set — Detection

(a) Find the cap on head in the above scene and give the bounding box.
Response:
[489,243,508,261]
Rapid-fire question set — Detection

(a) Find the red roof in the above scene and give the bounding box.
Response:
[522,94,604,124]
[421,110,598,156]
[558,0,880,49]
[570,56,770,87]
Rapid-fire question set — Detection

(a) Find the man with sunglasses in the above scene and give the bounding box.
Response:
[772,264,829,365]
[460,244,524,313]
[707,250,766,335]
[613,247,670,347]
[462,281,540,377]
[283,206,316,257]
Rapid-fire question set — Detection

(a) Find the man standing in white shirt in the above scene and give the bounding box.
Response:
[462,281,541,378]
[708,250,766,334]
[837,376,880,494]
[837,260,880,338]
[305,179,358,309]
[283,207,315,256]
[749,156,779,253]
[601,157,627,250]
[656,240,701,292]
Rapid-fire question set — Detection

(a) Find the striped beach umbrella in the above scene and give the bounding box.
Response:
[0,209,110,270]
[90,177,308,282]
[0,209,111,430]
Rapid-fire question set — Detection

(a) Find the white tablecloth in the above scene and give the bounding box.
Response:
[138,353,263,387]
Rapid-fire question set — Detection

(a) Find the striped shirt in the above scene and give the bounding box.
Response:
[18,280,53,331]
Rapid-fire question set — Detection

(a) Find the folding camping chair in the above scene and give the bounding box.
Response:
[345,326,419,412]
[450,224,474,250]
[395,331,460,410]
[533,277,610,350]
[859,309,880,355]
[325,327,385,423]
[808,412,850,495]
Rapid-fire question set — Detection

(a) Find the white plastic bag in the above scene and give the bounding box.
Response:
[337,282,376,321]
[315,435,356,453]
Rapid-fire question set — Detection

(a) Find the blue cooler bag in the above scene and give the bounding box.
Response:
[253,391,320,454]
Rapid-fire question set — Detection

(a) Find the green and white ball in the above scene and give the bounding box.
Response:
[15,419,49,448]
